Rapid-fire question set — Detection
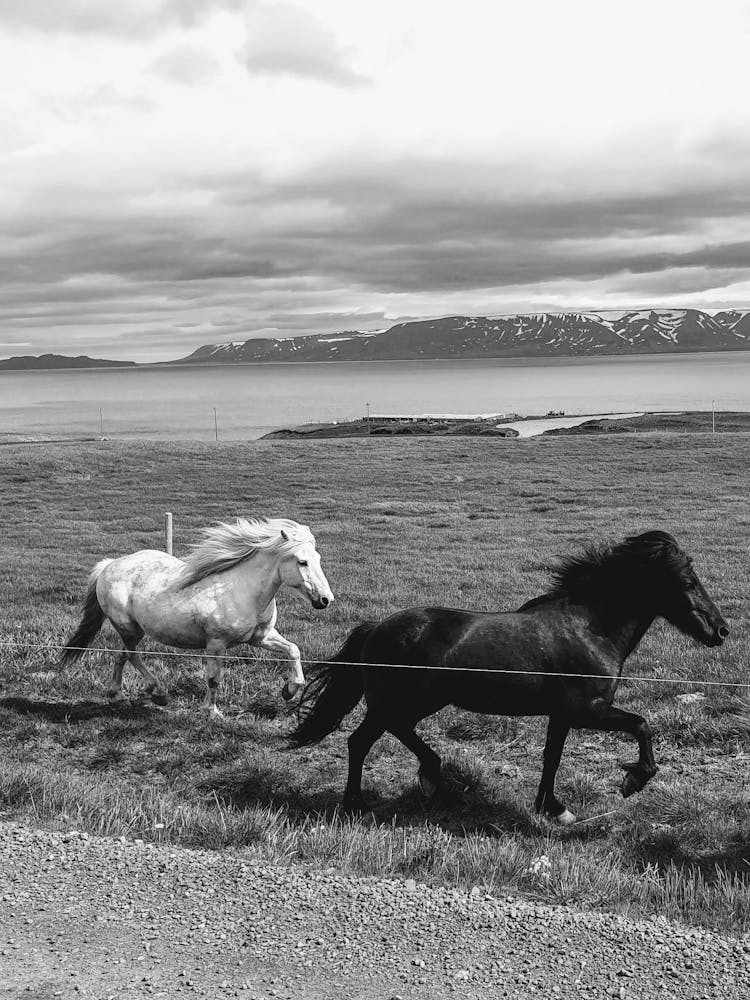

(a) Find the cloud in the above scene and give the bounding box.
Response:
[7,167,750,298]
[3,2,750,359]
[0,0,244,36]
[3,161,750,359]
[192,162,750,293]
[242,3,368,86]
[150,43,221,84]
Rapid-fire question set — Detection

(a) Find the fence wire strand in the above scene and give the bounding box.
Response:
[1,638,749,689]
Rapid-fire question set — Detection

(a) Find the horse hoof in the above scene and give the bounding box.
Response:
[554,809,577,826]
[281,681,303,702]
[151,692,169,707]
[621,772,641,798]
[106,689,126,702]
[418,771,438,801]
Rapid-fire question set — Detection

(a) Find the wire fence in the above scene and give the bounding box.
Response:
[2,639,749,689]
[2,510,745,691]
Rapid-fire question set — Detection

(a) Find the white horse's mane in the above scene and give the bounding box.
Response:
[180,517,314,587]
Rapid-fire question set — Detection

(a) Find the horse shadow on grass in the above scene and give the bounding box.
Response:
[0,694,154,724]
[630,832,750,880]
[201,752,596,842]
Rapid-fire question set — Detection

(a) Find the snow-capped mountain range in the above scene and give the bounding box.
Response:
[173,309,750,364]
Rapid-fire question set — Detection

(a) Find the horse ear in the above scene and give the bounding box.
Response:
[280,529,289,541]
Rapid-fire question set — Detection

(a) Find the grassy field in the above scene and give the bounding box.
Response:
[1,434,750,932]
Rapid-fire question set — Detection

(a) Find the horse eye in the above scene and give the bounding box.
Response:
[298,560,308,567]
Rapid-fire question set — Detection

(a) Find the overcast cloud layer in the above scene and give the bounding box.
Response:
[1,0,750,360]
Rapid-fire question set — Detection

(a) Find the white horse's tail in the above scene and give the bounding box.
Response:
[60,559,113,665]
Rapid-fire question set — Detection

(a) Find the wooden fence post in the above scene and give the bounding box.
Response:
[165,512,173,555]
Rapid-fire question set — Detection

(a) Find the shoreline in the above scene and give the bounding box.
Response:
[4,411,750,447]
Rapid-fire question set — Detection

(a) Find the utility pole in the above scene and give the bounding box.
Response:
[712,400,715,435]
[366,401,371,434]
[99,408,104,437]
[213,407,219,443]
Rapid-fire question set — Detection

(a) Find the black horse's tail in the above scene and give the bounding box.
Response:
[290,621,377,746]
[60,559,112,666]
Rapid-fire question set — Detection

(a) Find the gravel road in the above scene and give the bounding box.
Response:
[1,823,749,999]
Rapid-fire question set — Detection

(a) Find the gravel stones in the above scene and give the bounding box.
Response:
[1,822,749,999]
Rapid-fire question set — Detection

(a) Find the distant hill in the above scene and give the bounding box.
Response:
[6,309,750,369]
[0,354,136,371]
[171,309,750,365]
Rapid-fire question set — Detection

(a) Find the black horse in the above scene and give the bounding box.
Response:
[291,531,729,822]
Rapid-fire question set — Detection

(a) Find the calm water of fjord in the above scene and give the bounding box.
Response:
[1,353,749,441]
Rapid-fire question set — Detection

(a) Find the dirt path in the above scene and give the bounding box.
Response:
[1,823,749,1000]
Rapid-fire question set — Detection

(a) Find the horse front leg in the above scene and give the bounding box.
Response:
[577,697,657,798]
[203,638,227,718]
[251,627,304,701]
[534,716,575,824]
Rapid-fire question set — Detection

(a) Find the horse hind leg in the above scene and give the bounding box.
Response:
[130,648,169,707]
[203,639,227,719]
[106,651,127,701]
[390,724,442,802]
[113,623,169,707]
[342,711,386,814]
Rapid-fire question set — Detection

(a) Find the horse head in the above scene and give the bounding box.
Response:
[278,526,334,610]
[626,530,729,647]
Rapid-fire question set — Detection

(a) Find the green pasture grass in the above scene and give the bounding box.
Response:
[1,435,750,932]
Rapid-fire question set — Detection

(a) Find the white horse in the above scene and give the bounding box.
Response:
[61,517,334,715]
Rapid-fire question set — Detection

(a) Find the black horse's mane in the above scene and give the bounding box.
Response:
[547,530,690,602]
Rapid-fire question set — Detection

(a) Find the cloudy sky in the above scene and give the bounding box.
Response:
[2,1,750,361]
